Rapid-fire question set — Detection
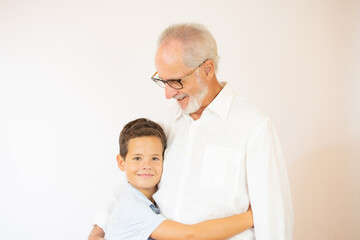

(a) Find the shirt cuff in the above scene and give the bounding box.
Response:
[92,211,110,230]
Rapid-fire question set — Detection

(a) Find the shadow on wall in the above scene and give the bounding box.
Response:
[289,142,360,240]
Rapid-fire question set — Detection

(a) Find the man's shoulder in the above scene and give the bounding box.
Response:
[229,94,269,124]
[216,83,269,124]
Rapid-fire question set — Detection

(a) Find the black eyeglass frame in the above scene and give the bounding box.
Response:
[151,59,208,90]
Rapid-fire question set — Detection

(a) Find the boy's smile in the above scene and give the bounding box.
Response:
[117,136,163,200]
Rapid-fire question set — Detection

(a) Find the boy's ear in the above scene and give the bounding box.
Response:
[116,154,126,171]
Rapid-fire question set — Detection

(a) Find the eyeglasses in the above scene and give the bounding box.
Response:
[151,59,208,90]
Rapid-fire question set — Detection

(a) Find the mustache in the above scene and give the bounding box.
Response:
[173,94,188,100]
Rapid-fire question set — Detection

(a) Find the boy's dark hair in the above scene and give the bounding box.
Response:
[119,118,167,158]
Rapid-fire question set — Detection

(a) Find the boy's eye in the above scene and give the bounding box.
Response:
[152,157,160,161]
[133,157,141,161]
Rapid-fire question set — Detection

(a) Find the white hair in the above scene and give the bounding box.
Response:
[157,23,219,71]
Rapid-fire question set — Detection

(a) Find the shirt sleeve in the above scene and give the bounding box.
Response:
[106,197,166,240]
[92,175,127,229]
[246,119,294,240]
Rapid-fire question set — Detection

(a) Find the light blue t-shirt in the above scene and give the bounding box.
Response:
[106,183,166,240]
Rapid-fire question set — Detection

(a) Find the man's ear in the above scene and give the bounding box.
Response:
[203,59,215,79]
[116,154,126,171]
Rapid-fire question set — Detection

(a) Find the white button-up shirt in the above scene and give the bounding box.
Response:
[154,83,293,239]
[94,83,293,239]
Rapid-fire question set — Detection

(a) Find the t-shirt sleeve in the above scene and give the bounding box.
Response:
[106,196,166,240]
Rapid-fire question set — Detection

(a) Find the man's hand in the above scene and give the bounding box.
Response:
[88,225,105,240]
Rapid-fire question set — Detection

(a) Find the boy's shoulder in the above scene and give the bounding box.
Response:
[106,184,166,240]
[111,184,158,222]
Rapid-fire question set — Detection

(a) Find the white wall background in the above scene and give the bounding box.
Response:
[0,0,359,239]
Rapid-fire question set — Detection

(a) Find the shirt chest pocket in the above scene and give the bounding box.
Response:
[199,145,243,193]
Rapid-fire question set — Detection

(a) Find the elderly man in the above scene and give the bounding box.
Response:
[90,23,293,239]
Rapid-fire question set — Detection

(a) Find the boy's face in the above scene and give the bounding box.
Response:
[117,136,163,194]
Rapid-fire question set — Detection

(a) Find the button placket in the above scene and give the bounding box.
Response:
[173,120,198,219]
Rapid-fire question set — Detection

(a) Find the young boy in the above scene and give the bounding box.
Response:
[106,118,254,240]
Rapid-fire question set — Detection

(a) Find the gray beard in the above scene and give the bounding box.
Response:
[181,86,209,115]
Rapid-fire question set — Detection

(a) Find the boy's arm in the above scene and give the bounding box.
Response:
[151,206,253,240]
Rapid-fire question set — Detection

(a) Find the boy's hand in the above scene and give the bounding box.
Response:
[88,225,105,240]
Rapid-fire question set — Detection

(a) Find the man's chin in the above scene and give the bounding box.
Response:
[175,96,188,108]
[180,102,200,115]
[174,95,202,115]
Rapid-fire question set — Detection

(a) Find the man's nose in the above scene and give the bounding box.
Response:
[164,83,178,99]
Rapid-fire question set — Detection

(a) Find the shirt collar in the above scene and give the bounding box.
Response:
[175,107,183,120]
[205,82,234,121]
[125,182,155,208]
[175,82,234,121]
